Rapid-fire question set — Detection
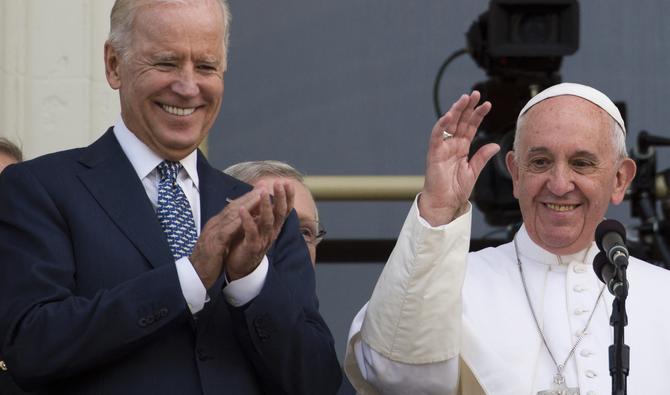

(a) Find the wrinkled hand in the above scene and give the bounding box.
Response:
[225,181,294,281]
[419,91,499,226]
[190,182,294,289]
[189,181,294,288]
[189,189,258,289]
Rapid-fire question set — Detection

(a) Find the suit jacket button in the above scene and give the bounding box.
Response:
[159,308,168,317]
[138,318,148,327]
[253,315,268,328]
[197,348,209,361]
[253,314,274,341]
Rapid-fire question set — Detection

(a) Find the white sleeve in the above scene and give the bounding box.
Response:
[175,257,208,313]
[344,195,472,394]
[175,256,270,311]
[345,303,460,395]
[222,256,269,307]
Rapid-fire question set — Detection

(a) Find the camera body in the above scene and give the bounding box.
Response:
[466,0,579,227]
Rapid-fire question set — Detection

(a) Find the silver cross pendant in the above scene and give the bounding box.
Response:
[537,384,579,395]
[537,373,580,395]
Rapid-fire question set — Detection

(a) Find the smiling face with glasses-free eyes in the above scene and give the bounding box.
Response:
[254,177,323,265]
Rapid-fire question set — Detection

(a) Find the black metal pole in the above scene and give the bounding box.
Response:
[609,267,629,395]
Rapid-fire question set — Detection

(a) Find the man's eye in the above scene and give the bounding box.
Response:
[300,227,315,238]
[197,65,218,72]
[571,159,597,173]
[572,159,593,167]
[527,158,550,171]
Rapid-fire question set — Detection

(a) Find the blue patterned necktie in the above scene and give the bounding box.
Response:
[156,161,198,260]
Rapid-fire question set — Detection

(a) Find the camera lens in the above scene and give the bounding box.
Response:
[517,13,556,44]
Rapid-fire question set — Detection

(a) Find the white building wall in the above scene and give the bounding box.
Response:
[0,0,118,159]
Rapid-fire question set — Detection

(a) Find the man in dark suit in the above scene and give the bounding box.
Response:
[0,137,29,395]
[0,0,342,393]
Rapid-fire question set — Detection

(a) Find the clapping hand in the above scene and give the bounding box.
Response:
[225,181,294,281]
[190,181,294,289]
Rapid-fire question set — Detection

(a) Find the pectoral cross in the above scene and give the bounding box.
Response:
[537,373,580,395]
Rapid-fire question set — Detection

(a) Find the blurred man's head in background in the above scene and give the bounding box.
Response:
[224,160,324,265]
[0,138,22,173]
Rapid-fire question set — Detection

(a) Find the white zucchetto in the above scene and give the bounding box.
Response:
[518,82,625,134]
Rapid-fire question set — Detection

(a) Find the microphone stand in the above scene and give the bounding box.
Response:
[608,254,629,395]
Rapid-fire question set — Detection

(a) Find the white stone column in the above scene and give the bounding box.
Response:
[0,0,118,159]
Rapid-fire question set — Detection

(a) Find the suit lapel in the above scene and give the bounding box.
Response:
[76,129,174,269]
[197,151,250,226]
[195,153,252,329]
[75,131,253,292]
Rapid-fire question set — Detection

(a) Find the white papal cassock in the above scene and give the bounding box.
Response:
[345,197,670,395]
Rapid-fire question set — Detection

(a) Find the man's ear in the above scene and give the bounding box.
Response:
[506,150,520,199]
[104,41,122,90]
[611,157,637,205]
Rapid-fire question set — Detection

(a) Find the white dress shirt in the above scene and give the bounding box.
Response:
[113,119,268,312]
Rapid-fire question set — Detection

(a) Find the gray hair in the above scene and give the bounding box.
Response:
[513,108,628,161]
[224,160,305,183]
[224,160,318,219]
[108,0,231,63]
[0,137,23,162]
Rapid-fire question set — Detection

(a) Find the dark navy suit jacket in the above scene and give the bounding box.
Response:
[0,129,342,394]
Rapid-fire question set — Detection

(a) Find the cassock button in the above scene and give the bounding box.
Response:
[573,265,587,273]
[580,349,594,357]
[586,391,597,395]
[585,370,597,378]
[573,285,586,292]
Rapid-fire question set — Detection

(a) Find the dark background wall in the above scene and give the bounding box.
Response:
[208,0,670,380]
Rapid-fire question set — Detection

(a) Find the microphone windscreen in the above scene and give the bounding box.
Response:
[595,219,626,252]
[593,251,610,283]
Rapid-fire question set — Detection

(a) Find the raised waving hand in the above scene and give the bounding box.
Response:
[418,91,499,226]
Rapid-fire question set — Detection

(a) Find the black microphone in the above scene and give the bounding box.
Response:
[595,219,629,269]
[593,251,626,297]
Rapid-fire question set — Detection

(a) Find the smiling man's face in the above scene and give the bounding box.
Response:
[105,0,225,161]
[506,95,635,255]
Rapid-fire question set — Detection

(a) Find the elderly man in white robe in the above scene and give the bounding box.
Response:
[345,83,670,394]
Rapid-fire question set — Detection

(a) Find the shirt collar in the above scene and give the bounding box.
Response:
[112,118,200,188]
[515,224,597,266]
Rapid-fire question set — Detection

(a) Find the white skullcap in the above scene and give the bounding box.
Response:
[517,82,625,135]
